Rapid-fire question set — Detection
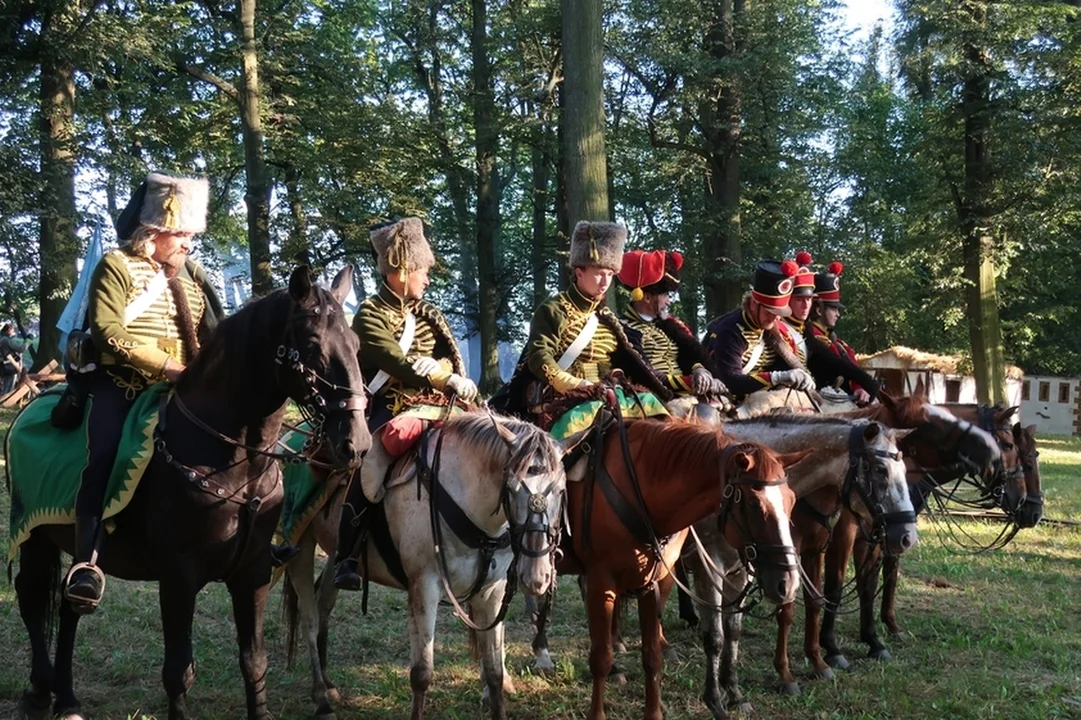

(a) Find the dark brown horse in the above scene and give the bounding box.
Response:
[548,416,803,720]
[9,266,370,720]
[818,400,1023,669]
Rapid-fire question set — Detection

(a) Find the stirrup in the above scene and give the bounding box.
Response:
[64,562,106,614]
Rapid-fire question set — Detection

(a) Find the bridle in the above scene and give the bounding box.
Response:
[843,424,916,546]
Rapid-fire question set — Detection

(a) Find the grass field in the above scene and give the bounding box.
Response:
[0,407,1079,720]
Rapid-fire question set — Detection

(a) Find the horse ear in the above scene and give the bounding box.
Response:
[891,428,915,443]
[777,449,813,468]
[998,405,1019,422]
[863,422,881,442]
[733,450,755,473]
[289,265,314,302]
[330,265,354,306]
[1024,424,1037,437]
[879,391,896,410]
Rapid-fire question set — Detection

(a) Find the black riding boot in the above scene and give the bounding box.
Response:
[65,514,105,614]
[333,501,367,591]
[270,542,299,568]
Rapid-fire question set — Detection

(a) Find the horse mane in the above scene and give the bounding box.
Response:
[627,421,784,483]
[727,414,856,427]
[833,394,929,427]
[443,411,562,477]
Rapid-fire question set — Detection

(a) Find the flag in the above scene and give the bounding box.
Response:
[57,219,105,355]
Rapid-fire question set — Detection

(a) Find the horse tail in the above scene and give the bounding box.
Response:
[281,574,300,669]
[15,533,63,649]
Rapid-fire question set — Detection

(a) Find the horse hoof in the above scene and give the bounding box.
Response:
[736,701,755,714]
[325,687,342,705]
[826,654,850,671]
[609,670,627,686]
[613,641,628,654]
[663,646,679,663]
[812,667,835,682]
[16,694,50,720]
[778,682,801,696]
[532,649,556,674]
[869,648,892,662]
[503,675,517,696]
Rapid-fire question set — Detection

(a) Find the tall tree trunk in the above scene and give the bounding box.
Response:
[36,9,79,369]
[555,85,570,290]
[531,124,553,308]
[472,0,501,392]
[677,178,702,334]
[959,15,1005,404]
[561,0,609,229]
[239,0,272,294]
[702,0,743,319]
[283,164,310,267]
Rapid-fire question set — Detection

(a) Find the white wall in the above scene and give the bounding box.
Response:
[1020,375,1080,436]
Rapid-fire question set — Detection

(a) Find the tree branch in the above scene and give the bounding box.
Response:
[176,60,240,103]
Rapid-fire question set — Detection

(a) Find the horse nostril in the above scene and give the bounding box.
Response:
[902,533,913,549]
[778,579,788,597]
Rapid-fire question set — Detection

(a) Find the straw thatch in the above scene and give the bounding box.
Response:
[858,345,1024,380]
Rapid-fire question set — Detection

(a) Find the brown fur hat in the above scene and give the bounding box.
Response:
[569,221,627,272]
[371,217,435,279]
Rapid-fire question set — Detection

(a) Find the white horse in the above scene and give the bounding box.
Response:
[733,386,860,418]
[282,411,568,720]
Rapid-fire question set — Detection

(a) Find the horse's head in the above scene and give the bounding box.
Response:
[1013,423,1043,528]
[904,404,1002,497]
[491,416,567,597]
[985,405,1026,515]
[846,422,919,556]
[280,266,371,470]
[717,443,802,605]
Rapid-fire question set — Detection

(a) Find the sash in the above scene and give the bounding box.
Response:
[741,336,766,375]
[123,270,168,325]
[369,312,416,395]
[557,314,599,371]
[784,322,807,361]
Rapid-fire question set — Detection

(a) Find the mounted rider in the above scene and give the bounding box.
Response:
[64,172,223,613]
[497,221,671,438]
[807,261,874,401]
[333,217,478,590]
[702,260,815,401]
[782,252,878,405]
[617,248,727,416]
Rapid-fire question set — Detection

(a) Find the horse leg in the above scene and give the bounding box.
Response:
[801,550,833,681]
[675,560,699,628]
[226,573,271,720]
[530,590,556,673]
[855,541,890,661]
[316,556,343,701]
[580,574,624,683]
[881,552,903,636]
[584,573,618,720]
[689,555,728,720]
[821,522,855,671]
[288,533,336,719]
[158,580,199,720]
[637,587,664,720]
[773,602,799,696]
[52,599,84,719]
[656,573,678,662]
[15,538,58,720]
[471,583,509,720]
[407,575,441,720]
[719,590,752,714]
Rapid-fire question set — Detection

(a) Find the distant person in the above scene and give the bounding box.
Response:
[0,323,26,394]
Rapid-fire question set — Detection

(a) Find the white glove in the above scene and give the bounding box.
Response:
[771,368,816,392]
[710,378,729,396]
[411,356,441,377]
[445,373,478,403]
[854,388,872,405]
[691,366,714,396]
[819,385,847,398]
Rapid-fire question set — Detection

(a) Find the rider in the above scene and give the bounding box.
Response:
[499,221,671,436]
[703,260,816,401]
[66,172,222,613]
[617,248,727,400]
[808,261,875,401]
[333,217,478,590]
[782,252,878,405]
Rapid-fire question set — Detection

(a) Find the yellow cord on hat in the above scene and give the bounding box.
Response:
[387,226,410,282]
[161,185,180,229]
[588,225,600,263]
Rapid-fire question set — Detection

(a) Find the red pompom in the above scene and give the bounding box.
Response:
[669,251,684,271]
[795,251,813,266]
[828,261,844,275]
[780,260,799,277]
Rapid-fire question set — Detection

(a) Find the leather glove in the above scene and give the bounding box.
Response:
[709,378,728,396]
[691,366,714,396]
[770,368,816,392]
[411,356,441,377]
[445,373,478,403]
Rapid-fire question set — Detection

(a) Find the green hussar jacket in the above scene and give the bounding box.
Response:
[88,248,210,380]
[352,283,466,412]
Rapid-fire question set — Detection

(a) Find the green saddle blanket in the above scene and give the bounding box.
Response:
[278,422,336,548]
[549,387,669,441]
[6,383,169,562]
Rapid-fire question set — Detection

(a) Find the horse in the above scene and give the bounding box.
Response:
[678,415,916,714]
[1013,422,1043,529]
[7,266,370,720]
[530,414,803,720]
[281,410,567,720]
[819,401,1023,667]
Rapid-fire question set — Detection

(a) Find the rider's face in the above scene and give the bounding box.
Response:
[824,305,841,328]
[574,266,614,301]
[752,300,779,330]
[788,295,812,322]
[152,231,193,269]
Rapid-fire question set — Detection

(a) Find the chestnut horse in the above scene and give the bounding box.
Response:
[551,415,803,720]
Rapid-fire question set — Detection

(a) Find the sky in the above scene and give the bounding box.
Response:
[839,0,895,44]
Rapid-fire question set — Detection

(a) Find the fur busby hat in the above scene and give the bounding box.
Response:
[114,173,209,244]
[370,217,435,280]
[814,261,845,307]
[569,221,627,273]
[618,249,683,302]
[751,260,799,317]
[791,251,816,297]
